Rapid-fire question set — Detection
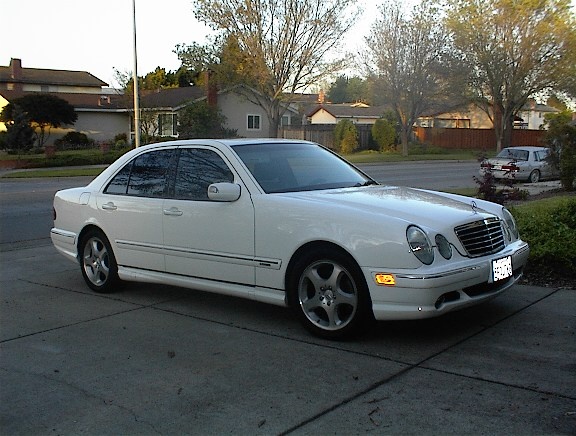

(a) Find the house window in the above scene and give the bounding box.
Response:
[281,115,291,127]
[247,114,261,130]
[158,113,178,137]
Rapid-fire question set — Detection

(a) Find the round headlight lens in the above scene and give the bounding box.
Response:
[502,208,518,239]
[407,226,434,265]
[435,234,452,259]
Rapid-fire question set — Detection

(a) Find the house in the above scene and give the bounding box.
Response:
[0,58,129,143]
[415,103,493,129]
[306,103,387,125]
[516,101,560,129]
[1,58,299,145]
[416,101,560,130]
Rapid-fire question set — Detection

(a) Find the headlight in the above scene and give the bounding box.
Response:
[435,234,452,259]
[502,208,518,239]
[407,226,434,265]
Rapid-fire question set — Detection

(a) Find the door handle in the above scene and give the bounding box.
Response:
[102,202,117,211]
[163,207,183,216]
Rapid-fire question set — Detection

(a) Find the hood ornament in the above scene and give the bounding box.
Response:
[471,200,479,214]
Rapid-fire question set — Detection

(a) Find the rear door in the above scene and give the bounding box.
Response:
[162,146,256,285]
[96,148,175,272]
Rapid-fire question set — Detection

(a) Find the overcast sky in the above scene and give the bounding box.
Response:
[2,0,383,87]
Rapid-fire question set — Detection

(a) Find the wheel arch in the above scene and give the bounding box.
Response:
[284,240,365,303]
[77,224,108,255]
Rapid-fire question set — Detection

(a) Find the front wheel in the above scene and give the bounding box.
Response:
[79,229,119,293]
[529,170,541,183]
[288,249,372,339]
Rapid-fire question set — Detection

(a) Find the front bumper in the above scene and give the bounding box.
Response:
[364,241,530,320]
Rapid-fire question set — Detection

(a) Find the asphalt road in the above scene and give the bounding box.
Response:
[0,161,478,247]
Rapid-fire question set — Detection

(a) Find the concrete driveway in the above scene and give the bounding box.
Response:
[1,243,575,435]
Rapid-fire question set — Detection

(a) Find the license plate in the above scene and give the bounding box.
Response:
[492,256,513,282]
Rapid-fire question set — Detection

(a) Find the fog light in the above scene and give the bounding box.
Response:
[375,273,396,286]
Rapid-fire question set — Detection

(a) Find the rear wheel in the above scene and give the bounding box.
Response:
[288,248,372,339]
[529,170,541,183]
[79,229,119,293]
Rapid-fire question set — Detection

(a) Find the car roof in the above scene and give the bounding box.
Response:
[134,138,315,152]
[502,146,548,152]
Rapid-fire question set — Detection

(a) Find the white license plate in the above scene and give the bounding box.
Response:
[492,256,513,282]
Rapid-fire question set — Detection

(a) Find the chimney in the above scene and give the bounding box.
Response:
[205,70,217,107]
[318,89,325,104]
[10,58,23,91]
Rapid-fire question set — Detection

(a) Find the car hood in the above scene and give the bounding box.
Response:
[277,185,500,230]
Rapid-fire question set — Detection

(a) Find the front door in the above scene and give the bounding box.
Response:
[162,147,256,285]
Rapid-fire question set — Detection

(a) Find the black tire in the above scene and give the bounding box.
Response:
[287,248,373,339]
[79,229,119,293]
[529,170,541,183]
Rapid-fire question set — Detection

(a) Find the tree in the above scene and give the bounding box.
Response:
[0,94,77,147]
[178,101,234,139]
[193,0,361,137]
[327,75,370,104]
[0,105,35,153]
[366,1,467,156]
[445,0,576,152]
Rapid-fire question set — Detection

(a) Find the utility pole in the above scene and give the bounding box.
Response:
[132,0,141,147]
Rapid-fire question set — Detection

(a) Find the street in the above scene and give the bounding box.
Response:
[0,161,479,247]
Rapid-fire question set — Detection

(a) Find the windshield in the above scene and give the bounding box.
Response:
[497,148,529,161]
[232,142,375,193]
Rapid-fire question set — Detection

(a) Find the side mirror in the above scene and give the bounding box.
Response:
[207,182,241,202]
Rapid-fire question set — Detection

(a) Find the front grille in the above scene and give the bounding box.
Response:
[455,217,505,257]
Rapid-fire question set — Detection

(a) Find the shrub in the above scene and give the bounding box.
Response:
[114,133,128,147]
[511,197,576,279]
[543,111,576,191]
[334,120,358,154]
[372,118,396,152]
[54,131,95,150]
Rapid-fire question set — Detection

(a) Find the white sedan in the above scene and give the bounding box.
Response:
[480,146,557,183]
[51,139,530,339]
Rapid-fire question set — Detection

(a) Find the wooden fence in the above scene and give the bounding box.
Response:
[281,124,546,151]
[413,127,546,150]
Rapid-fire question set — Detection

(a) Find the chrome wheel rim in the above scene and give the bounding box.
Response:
[297,260,358,331]
[82,236,110,286]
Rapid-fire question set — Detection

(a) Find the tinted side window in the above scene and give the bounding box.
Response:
[174,148,234,200]
[104,162,132,194]
[104,150,174,197]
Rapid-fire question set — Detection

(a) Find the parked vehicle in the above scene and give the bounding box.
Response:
[480,146,557,183]
[51,139,529,339]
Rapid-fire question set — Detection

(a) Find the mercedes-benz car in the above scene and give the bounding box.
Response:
[51,139,529,339]
[479,146,557,183]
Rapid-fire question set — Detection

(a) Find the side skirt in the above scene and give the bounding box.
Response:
[118,266,287,307]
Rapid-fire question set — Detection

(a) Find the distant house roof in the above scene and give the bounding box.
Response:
[0,89,126,111]
[307,103,387,119]
[0,58,108,88]
[520,103,559,113]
